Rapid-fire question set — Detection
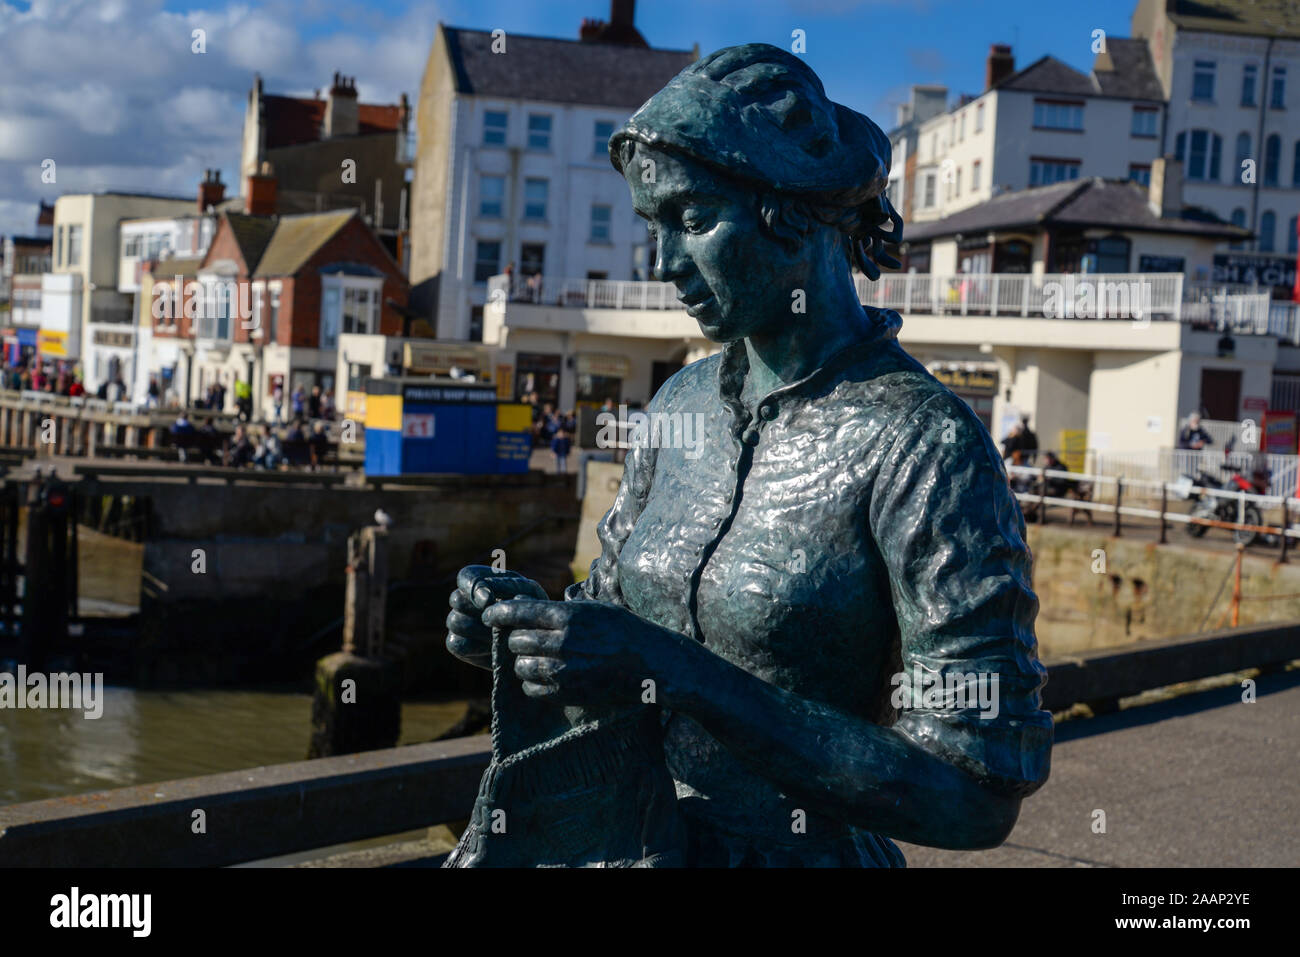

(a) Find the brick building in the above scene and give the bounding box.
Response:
[143,207,408,417]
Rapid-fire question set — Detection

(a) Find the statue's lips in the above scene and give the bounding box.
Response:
[679,292,717,317]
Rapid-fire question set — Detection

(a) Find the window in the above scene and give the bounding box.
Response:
[1294,141,1300,186]
[198,281,232,340]
[55,225,63,267]
[1271,65,1286,108]
[67,225,83,267]
[268,284,281,343]
[473,240,501,283]
[1129,164,1151,186]
[1029,158,1080,185]
[1175,130,1222,181]
[341,286,378,336]
[1094,235,1131,273]
[523,178,548,219]
[1131,107,1158,137]
[972,159,982,190]
[1192,60,1216,101]
[1230,208,1247,249]
[976,102,985,133]
[1033,100,1084,130]
[1264,134,1281,186]
[1259,210,1276,252]
[320,279,381,348]
[594,120,615,157]
[1242,64,1258,106]
[1288,215,1298,255]
[923,173,936,207]
[123,235,142,257]
[955,168,962,195]
[589,204,611,242]
[483,110,507,146]
[520,243,545,277]
[527,114,552,150]
[479,175,505,218]
[959,113,966,141]
[1236,132,1252,184]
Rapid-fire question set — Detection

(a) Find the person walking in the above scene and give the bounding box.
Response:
[551,426,572,474]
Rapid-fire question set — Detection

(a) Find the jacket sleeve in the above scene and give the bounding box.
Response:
[868,388,1053,798]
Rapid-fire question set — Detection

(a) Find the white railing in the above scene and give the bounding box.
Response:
[1006,461,1300,545]
[1086,448,1299,499]
[489,272,1280,330]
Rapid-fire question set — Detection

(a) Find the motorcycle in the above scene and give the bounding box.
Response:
[1175,441,1269,547]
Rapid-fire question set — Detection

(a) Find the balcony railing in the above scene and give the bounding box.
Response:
[490,272,1283,333]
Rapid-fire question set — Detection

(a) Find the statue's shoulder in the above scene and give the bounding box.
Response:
[837,340,991,445]
[648,352,722,411]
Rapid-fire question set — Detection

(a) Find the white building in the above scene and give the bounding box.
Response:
[1131,0,1300,284]
[909,42,1167,225]
[43,191,194,389]
[408,5,700,408]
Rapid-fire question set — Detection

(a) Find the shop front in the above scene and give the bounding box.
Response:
[930,363,998,432]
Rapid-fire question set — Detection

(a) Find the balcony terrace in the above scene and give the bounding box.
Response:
[489,272,1297,341]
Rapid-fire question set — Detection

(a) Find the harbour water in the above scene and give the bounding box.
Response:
[0,687,469,806]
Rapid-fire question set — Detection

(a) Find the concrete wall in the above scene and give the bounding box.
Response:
[1088,349,1182,451]
[1028,523,1300,656]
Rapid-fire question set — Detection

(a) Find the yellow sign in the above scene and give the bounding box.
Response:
[1060,429,1087,473]
[933,368,998,393]
[495,364,513,400]
[576,354,630,378]
[37,330,68,357]
[404,342,485,374]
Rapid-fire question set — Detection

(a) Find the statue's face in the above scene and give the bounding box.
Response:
[624,144,806,343]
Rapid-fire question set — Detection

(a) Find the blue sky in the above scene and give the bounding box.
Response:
[0,0,1140,238]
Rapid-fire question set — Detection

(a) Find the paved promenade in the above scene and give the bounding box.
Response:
[898,669,1300,867]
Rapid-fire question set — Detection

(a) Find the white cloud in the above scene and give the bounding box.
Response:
[0,0,436,238]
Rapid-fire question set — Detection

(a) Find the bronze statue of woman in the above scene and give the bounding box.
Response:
[444,43,1051,867]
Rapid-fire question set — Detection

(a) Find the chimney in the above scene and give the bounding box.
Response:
[985,44,1015,90]
[579,0,647,45]
[610,0,635,27]
[245,160,277,216]
[1148,156,1183,218]
[198,169,225,213]
[324,72,359,139]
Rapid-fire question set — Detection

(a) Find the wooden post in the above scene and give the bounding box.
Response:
[1231,542,1244,627]
[1113,478,1123,537]
[1159,482,1168,544]
[1281,499,1290,564]
[309,524,398,759]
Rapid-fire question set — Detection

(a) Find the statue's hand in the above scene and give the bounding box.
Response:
[445,565,548,670]
[482,599,673,709]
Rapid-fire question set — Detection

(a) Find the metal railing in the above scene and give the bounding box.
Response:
[490,272,1281,330]
[1007,461,1300,546]
[1085,448,1298,500]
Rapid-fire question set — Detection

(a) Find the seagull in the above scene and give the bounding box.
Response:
[374,508,393,528]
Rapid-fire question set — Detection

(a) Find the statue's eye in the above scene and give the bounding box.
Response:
[681,211,714,234]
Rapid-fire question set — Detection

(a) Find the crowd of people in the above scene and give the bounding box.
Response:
[520,390,577,474]
[170,411,334,470]
[3,358,132,402]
